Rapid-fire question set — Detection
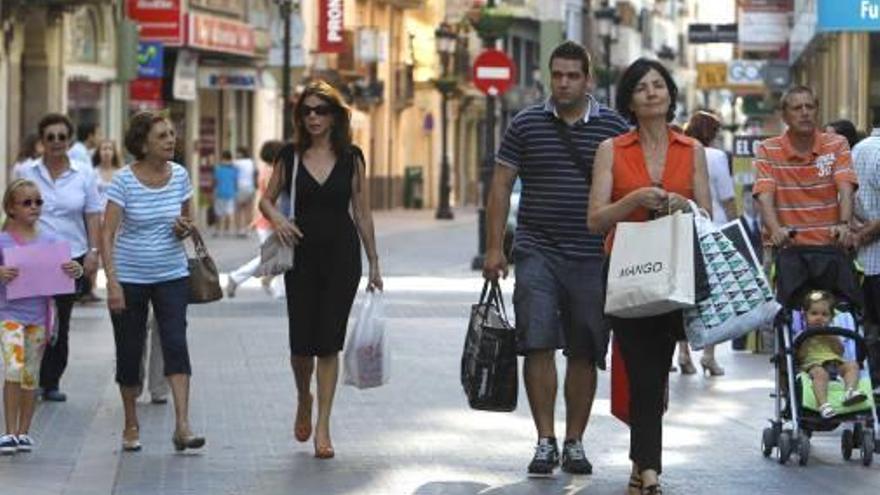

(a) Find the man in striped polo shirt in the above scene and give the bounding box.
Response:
[753,85,860,304]
[483,41,629,477]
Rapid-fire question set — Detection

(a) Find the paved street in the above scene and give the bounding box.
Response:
[1,208,880,494]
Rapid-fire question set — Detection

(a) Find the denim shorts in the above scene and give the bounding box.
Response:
[513,247,610,366]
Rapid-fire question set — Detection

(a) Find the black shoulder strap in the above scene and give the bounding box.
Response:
[553,118,591,187]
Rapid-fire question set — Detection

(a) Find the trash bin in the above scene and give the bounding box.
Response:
[404,166,424,209]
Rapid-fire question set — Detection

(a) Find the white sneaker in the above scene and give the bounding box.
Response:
[819,402,836,419]
[843,388,868,407]
[16,434,34,452]
[225,278,238,298]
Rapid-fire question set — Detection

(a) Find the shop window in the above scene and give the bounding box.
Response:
[393,63,414,110]
[70,7,99,64]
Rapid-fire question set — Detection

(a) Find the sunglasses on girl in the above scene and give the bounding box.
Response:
[19,198,44,208]
[44,133,69,143]
[299,104,333,117]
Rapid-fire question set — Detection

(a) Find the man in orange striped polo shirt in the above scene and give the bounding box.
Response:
[753,85,858,249]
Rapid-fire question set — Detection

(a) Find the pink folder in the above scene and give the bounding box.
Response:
[3,241,75,300]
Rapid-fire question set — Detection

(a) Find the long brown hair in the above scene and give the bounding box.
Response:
[685,110,721,147]
[293,80,352,157]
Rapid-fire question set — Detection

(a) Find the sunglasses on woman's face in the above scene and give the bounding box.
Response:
[44,133,69,143]
[299,104,332,117]
[18,198,44,208]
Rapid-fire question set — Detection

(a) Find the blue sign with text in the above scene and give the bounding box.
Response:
[818,0,880,31]
[137,42,164,78]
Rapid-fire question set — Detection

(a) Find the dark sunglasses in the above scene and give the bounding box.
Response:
[19,198,44,208]
[44,133,69,143]
[299,104,333,117]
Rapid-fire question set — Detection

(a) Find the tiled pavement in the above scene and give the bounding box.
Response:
[2,208,880,494]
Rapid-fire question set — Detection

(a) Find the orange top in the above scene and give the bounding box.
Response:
[252,165,274,230]
[604,128,697,254]
[752,130,857,246]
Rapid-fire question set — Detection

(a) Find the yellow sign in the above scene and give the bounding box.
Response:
[697,63,728,90]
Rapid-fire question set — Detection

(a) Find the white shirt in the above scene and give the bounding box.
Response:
[706,146,735,225]
[68,141,92,167]
[233,158,256,193]
[15,157,103,257]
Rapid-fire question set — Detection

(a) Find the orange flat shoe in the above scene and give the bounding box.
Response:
[294,394,313,442]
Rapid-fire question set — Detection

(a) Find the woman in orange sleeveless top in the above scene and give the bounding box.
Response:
[588,59,712,495]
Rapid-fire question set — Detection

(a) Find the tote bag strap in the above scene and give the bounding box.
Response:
[288,152,299,221]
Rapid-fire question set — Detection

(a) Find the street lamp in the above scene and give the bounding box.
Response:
[593,4,619,106]
[434,22,458,220]
[274,0,294,140]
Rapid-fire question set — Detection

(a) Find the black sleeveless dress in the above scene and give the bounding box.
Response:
[280,144,362,356]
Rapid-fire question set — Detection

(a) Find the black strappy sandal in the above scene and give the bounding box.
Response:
[628,474,642,494]
[642,484,663,495]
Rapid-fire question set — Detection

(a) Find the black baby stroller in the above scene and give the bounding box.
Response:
[761,246,880,466]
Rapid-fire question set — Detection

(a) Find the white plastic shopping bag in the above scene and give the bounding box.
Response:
[605,209,696,318]
[343,291,389,389]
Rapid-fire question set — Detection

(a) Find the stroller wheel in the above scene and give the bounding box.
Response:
[798,434,811,466]
[778,431,793,464]
[861,430,875,467]
[761,427,775,458]
[854,423,864,448]
[842,429,854,461]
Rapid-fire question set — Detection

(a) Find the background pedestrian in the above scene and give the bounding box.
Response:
[213,150,238,237]
[588,58,713,494]
[259,80,382,459]
[233,146,257,237]
[15,113,102,402]
[101,111,204,452]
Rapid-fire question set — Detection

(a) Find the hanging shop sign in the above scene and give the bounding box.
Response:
[198,67,259,91]
[318,0,345,53]
[818,0,880,31]
[696,63,728,90]
[188,13,256,56]
[687,24,738,43]
[173,49,198,101]
[130,78,164,109]
[126,0,184,45]
[137,42,164,78]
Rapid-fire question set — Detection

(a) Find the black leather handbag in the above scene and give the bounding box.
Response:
[461,280,518,412]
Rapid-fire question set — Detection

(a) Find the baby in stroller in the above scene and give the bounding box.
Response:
[797,290,868,418]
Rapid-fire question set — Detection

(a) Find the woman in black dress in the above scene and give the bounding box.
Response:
[259,80,382,459]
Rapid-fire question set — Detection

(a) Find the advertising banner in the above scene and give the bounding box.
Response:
[318,0,345,53]
[818,0,880,31]
[126,0,184,45]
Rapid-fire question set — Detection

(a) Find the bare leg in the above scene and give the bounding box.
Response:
[314,354,339,454]
[524,350,557,439]
[119,385,140,443]
[167,374,192,436]
[17,389,37,434]
[840,361,861,390]
[4,382,21,434]
[641,468,660,490]
[564,357,596,441]
[809,367,830,406]
[291,356,314,441]
[628,462,641,495]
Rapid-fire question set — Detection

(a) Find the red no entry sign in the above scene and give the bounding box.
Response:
[472,49,516,96]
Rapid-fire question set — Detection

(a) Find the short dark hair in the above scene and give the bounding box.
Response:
[548,41,591,77]
[259,140,284,164]
[76,122,98,142]
[685,110,721,146]
[872,108,880,128]
[37,113,74,139]
[125,111,167,160]
[780,85,818,112]
[615,58,678,125]
[236,146,249,157]
[826,119,860,148]
[221,150,233,161]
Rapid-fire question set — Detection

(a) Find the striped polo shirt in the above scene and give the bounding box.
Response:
[106,163,193,284]
[496,96,630,259]
[753,130,858,246]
